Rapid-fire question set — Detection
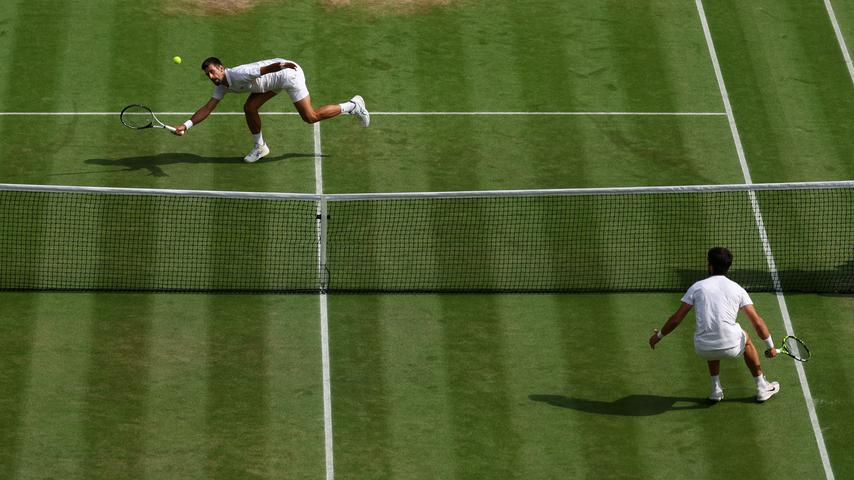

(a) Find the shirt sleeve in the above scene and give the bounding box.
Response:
[230,63,263,81]
[681,284,697,305]
[739,288,753,308]
[211,85,227,100]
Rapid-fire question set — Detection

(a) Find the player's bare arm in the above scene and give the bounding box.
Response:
[260,61,298,76]
[649,302,692,349]
[173,97,220,136]
[741,304,777,358]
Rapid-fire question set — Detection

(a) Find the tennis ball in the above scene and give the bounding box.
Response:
[173,56,182,65]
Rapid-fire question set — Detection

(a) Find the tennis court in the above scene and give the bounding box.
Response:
[1,1,852,479]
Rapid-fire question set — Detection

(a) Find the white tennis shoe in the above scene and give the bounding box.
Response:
[244,142,270,163]
[709,386,724,402]
[756,381,780,403]
[350,95,370,128]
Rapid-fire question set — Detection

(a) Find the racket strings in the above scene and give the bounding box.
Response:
[121,105,155,129]
[785,337,811,361]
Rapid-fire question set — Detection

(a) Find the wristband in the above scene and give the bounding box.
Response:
[656,330,663,339]
[183,119,194,129]
[763,336,774,349]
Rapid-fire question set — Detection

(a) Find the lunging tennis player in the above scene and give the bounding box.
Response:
[173,57,369,163]
[649,247,780,403]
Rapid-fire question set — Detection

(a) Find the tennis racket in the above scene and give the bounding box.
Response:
[120,104,176,132]
[775,335,811,362]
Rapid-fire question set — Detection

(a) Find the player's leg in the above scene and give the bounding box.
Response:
[743,332,780,402]
[285,65,369,126]
[742,335,762,377]
[293,96,370,127]
[242,91,277,163]
[707,360,723,402]
[293,96,342,124]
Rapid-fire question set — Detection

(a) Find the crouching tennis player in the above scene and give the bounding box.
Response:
[173,56,369,163]
[649,247,780,403]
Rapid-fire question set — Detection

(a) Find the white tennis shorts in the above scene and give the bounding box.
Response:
[695,330,747,361]
[266,63,310,103]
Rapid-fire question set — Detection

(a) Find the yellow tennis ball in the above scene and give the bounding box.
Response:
[172,56,182,65]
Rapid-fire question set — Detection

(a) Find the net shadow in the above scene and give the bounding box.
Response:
[678,259,854,293]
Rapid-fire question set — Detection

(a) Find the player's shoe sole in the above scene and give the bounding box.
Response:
[244,143,270,163]
[756,381,780,403]
[350,95,370,128]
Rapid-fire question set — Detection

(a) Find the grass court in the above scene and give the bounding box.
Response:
[0,1,853,479]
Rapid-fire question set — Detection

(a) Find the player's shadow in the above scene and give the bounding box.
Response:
[529,393,724,416]
[84,152,317,177]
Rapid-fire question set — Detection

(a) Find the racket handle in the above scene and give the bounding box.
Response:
[165,125,177,132]
[773,348,781,355]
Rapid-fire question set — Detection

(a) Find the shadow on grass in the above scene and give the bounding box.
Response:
[79,152,317,177]
[529,393,756,416]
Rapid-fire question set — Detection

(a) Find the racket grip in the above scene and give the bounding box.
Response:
[165,125,177,132]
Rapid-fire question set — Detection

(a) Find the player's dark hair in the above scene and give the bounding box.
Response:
[707,247,733,275]
[201,57,223,71]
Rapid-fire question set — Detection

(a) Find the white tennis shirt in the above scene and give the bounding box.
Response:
[681,275,753,350]
[211,58,291,99]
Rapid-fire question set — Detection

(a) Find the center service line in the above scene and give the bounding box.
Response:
[314,122,335,480]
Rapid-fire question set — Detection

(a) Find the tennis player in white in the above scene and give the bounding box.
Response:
[173,56,369,163]
[649,247,780,403]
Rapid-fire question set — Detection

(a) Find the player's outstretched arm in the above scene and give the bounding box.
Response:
[742,304,777,358]
[174,97,220,136]
[650,302,692,349]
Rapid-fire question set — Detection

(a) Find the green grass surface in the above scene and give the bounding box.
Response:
[0,0,852,479]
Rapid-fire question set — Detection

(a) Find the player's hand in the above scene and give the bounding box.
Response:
[173,125,186,136]
[649,330,661,349]
[280,61,298,70]
[764,348,777,358]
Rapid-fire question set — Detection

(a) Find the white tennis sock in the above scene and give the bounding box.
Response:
[339,101,355,114]
[754,374,768,388]
[710,375,721,388]
[252,132,264,146]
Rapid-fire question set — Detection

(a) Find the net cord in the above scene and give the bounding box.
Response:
[1,180,851,201]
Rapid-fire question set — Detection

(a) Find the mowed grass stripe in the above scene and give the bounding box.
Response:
[327,296,394,479]
[13,295,93,480]
[0,295,37,479]
[494,295,578,478]
[204,296,271,479]
[143,295,209,480]
[550,295,650,478]
[0,3,72,475]
[603,1,705,187]
[82,294,153,480]
[376,296,455,480]
[262,295,326,480]
[704,0,854,183]
[76,10,164,475]
[499,0,589,193]
[0,0,71,179]
[438,295,521,479]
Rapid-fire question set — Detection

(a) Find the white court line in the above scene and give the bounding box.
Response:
[314,122,335,480]
[695,2,835,479]
[824,0,854,85]
[0,111,727,116]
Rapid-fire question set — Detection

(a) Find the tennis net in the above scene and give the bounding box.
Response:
[0,181,851,293]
